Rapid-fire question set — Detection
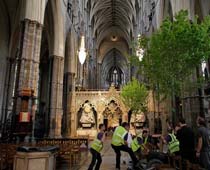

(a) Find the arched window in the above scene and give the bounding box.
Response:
[108,66,122,88]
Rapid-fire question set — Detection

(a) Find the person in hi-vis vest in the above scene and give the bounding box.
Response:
[111,122,138,170]
[122,124,133,164]
[131,133,144,159]
[88,124,105,170]
[162,128,180,155]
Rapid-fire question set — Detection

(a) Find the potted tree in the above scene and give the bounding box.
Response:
[133,10,210,124]
[121,78,148,127]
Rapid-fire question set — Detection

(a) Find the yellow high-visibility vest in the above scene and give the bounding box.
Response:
[91,138,103,152]
[111,126,127,146]
[131,136,142,152]
[168,133,180,154]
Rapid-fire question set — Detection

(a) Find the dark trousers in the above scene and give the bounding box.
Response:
[88,148,102,170]
[199,151,210,169]
[111,144,138,169]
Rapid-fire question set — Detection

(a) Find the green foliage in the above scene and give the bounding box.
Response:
[121,78,148,112]
[137,10,210,97]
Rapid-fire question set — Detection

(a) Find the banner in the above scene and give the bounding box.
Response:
[19,112,30,122]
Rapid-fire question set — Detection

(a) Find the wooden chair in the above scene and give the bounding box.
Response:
[70,144,81,165]
[0,144,17,170]
[7,144,17,170]
[56,143,73,169]
[0,144,7,170]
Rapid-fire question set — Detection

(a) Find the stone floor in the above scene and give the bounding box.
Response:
[57,139,129,170]
[78,140,128,170]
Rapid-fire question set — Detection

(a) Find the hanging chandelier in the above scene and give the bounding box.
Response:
[136,48,144,61]
[78,36,86,64]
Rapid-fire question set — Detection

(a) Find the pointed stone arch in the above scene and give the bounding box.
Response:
[102,99,123,128]
[99,44,129,64]
[42,0,65,138]
[100,48,129,89]
[62,28,79,136]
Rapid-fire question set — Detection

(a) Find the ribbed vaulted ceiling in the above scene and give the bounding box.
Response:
[90,0,137,46]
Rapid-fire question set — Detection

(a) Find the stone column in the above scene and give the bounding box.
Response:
[83,62,89,89]
[93,49,98,89]
[129,48,133,81]
[18,19,42,98]
[63,72,75,137]
[70,91,76,137]
[12,19,42,135]
[97,62,102,89]
[49,55,64,138]
[1,57,14,135]
[70,71,76,137]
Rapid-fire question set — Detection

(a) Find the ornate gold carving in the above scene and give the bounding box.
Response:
[102,100,123,127]
[73,86,129,136]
